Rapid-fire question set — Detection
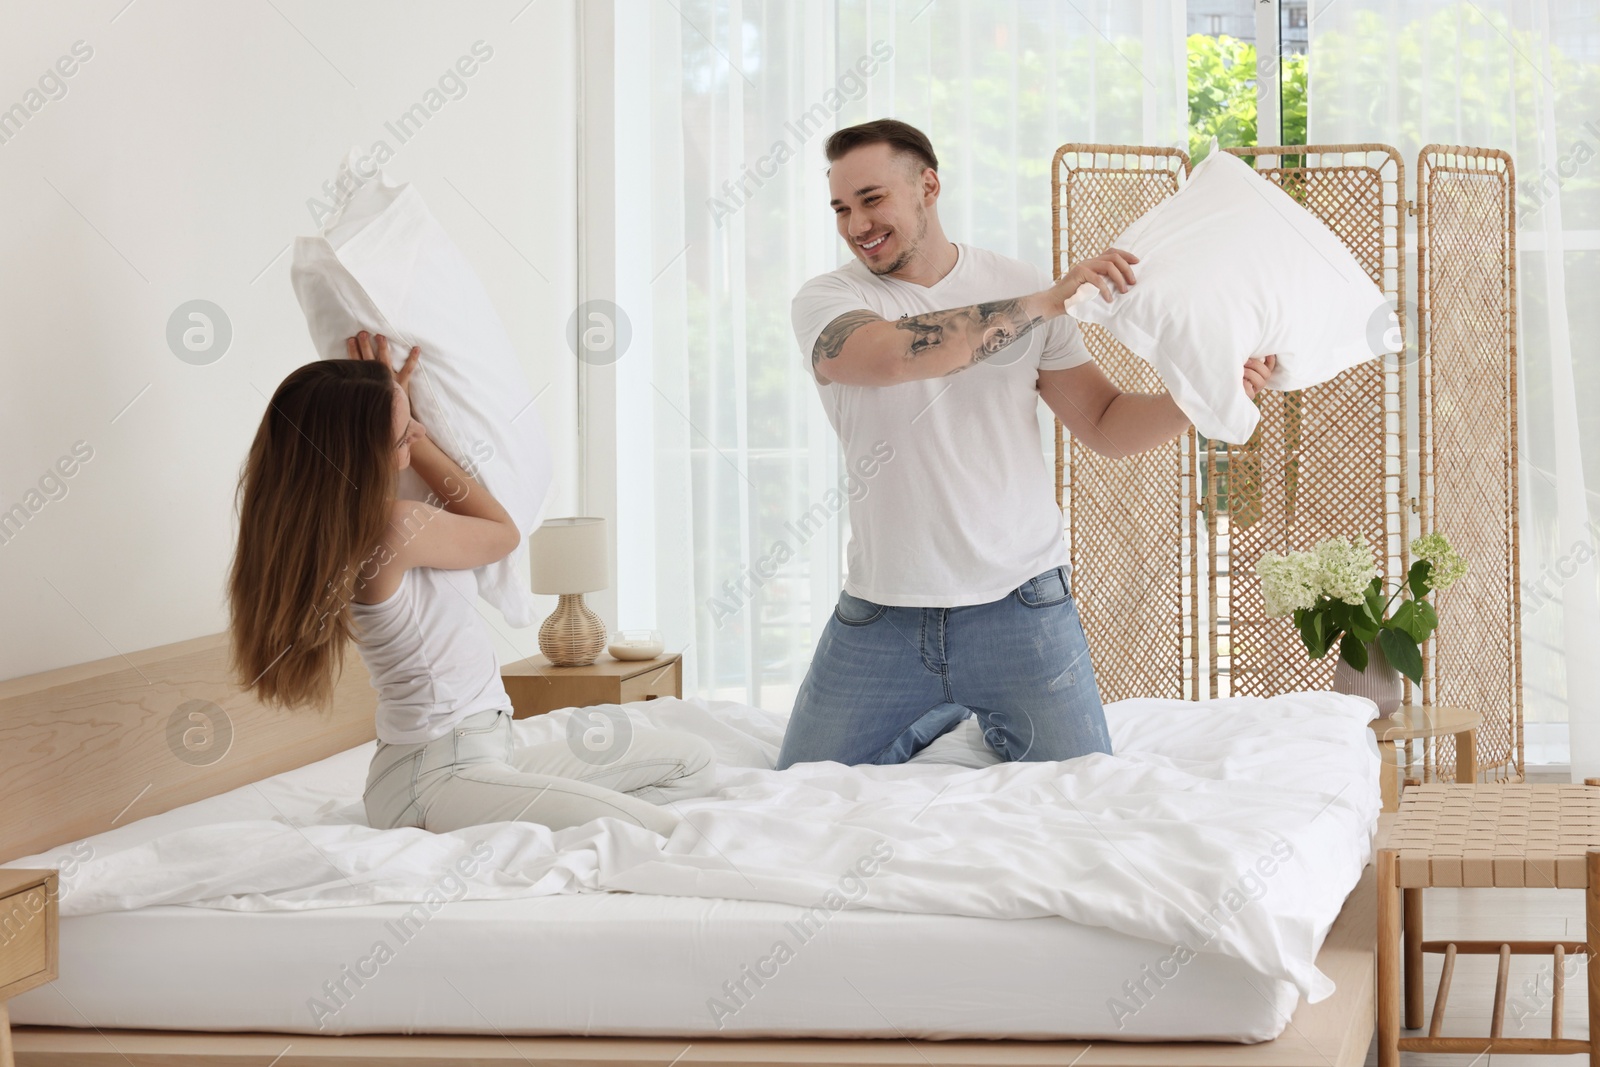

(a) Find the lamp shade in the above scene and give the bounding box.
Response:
[528,517,609,595]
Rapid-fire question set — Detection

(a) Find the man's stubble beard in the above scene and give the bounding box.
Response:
[867,203,930,277]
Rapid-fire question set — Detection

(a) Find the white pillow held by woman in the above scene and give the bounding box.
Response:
[290,151,556,627]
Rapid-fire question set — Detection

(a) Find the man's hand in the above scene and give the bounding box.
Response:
[1243,354,1277,399]
[1045,247,1140,308]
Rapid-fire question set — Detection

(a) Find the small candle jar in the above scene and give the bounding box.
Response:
[607,629,664,661]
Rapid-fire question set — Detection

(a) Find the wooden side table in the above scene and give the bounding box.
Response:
[1369,704,1481,813]
[1377,783,1600,1065]
[0,869,58,1067]
[501,653,682,719]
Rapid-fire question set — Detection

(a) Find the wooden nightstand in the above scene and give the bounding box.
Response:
[0,869,58,1067]
[501,653,682,719]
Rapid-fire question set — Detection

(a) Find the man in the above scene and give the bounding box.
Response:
[779,118,1274,769]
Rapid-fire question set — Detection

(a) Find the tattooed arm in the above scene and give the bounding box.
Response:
[810,299,1049,385]
[808,247,1141,387]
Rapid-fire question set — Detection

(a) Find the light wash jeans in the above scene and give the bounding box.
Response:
[364,707,716,835]
[776,565,1113,769]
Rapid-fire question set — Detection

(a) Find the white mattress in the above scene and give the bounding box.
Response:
[7,694,1381,1039]
[12,875,1299,1039]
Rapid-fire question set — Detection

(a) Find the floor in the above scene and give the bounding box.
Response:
[1363,767,1585,1065]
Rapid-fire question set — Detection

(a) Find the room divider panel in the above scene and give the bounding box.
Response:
[1416,146,1522,782]
[1051,142,1522,781]
[1050,145,1199,703]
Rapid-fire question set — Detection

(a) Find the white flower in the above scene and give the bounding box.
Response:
[1256,550,1321,617]
[1255,535,1378,617]
[1313,535,1378,606]
[1411,532,1467,593]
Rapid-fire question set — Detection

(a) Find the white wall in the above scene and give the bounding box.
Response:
[0,0,580,680]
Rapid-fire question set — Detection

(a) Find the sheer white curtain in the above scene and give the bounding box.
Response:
[1310,0,1600,774]
[617,0,1186,710]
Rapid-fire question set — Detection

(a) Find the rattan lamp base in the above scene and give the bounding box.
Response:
[538,593,607,667]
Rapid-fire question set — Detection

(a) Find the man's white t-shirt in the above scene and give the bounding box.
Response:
[791,243,1093,608]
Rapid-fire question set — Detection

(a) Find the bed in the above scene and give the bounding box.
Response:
[0,632,1383,1065]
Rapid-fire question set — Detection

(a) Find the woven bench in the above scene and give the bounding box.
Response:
[1377,782,1600,1064]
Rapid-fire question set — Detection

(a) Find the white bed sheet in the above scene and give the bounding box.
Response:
[6,693,1380,1039]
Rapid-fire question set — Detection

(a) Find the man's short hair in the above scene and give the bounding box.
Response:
[824,119,938,178]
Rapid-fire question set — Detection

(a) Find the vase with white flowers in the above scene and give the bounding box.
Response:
[1254,533,1468,716]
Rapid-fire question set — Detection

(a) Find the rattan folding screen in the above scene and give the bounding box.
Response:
[1416,146,1522,782]
[1051,142,1522,781]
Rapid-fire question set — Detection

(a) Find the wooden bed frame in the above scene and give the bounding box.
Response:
[0,632,1379,1066]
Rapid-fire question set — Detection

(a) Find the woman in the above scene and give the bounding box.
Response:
[228,331,715,836]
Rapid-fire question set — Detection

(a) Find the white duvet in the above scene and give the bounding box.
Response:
[7,693,1379,1003]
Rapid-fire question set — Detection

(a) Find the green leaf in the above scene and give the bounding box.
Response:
[1364,583,1385,626]
[1378,628,1423,685]
[1389,600,1416,635]
[1408,560,1432,598]
[1414,600,1438,638]
[1348,613,1380,643]
[1297,611,1321,658]
[1386,599,1433,643]
[1400,599,1434,642]
[1300,609,1332,658]
[1339,632,1368,671]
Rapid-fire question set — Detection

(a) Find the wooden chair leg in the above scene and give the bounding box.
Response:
[1378,849,1400,1067]
[1587,851,1600,1067]
[0,999,13,1067]
[1404,887,1423,1030]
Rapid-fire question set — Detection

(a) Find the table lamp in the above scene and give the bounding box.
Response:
[528,516,609,666]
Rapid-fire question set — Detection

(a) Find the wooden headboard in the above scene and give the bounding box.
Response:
[0,632,376,863]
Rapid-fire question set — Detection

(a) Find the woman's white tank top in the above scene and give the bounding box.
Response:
[349,565,512,744]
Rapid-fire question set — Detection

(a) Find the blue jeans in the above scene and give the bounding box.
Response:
[776,566,1113,769]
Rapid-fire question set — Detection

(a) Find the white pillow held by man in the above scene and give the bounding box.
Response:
[1066,142,1399,444]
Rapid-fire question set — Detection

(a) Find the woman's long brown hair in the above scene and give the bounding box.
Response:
[228,359,398,711]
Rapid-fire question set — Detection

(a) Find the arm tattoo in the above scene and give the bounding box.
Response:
[812,310,885,373]
[810,298,1043,382]
[896,317,945,355]
[895,297,1043,373]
